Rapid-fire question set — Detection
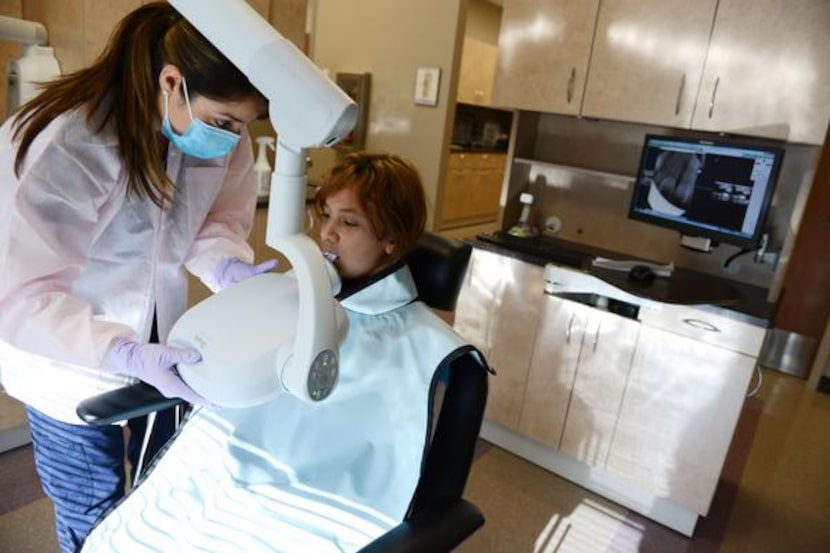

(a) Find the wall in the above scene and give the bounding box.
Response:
[502,111,821,294]
[311,0,465,230]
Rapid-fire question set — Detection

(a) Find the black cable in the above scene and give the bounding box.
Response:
[723,247,753,269]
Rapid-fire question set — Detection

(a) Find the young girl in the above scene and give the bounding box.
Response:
[80,152,489,552]
[0,3,275,550]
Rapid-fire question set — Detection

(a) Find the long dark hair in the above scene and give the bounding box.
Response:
[12,2,266,207]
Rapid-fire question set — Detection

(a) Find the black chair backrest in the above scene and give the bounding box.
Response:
[408,350,488,515]
[403,233,489,518]
[406,233,472,311]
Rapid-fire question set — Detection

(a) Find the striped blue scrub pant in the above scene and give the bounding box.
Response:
[25,405,176,553]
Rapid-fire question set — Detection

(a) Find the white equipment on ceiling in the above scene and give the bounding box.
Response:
[0,15,61,118]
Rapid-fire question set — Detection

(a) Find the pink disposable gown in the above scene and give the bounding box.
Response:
[0,105,257,423]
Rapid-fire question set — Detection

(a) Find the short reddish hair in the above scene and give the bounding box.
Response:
[315,152,427,264]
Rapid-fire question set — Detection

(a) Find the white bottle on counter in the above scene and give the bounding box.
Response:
[254,135,276,198]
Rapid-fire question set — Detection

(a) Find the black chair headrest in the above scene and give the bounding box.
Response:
[406,233,472,312]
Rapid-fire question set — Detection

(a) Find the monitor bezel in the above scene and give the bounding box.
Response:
[627,134,784,250]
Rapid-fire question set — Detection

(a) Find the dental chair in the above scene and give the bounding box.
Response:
[77,232,487,552]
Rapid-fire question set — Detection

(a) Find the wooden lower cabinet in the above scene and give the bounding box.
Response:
[439,152,506,229]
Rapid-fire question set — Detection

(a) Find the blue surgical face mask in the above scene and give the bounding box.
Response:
[162,77,241,159]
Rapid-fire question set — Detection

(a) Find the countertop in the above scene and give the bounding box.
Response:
[468,231,775,323]
[449,144,508,154]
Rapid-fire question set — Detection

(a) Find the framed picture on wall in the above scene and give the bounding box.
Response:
[335,72,371,149]
[414,66,441,106]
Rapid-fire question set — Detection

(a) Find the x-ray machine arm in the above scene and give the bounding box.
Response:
[168,0,357,403]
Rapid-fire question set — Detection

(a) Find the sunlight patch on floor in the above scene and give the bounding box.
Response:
[534,498,644,552]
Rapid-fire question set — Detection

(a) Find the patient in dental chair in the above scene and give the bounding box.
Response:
[80,152,486,552]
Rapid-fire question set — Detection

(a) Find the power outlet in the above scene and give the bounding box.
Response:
[758,251,778,266]
[544,216,562,234]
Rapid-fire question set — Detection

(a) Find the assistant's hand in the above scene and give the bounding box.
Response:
[212,257,279,291]
[106,338,205,404]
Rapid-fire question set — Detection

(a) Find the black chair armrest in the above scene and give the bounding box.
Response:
[357,499,484,553]
[76,382,185,426]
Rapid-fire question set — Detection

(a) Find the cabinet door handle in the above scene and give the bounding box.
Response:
[708,76,720,119]
[566,67,576,104]
[566,313,576,344]
[592,321,602,353]
[682,318,721,332]
[675,73,686,116]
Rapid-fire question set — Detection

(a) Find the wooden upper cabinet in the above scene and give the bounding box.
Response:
[457,37,499,105]
[491,0,600,115]
[581,0,717,128]
[439,153,506,228]
[691,0,830,145]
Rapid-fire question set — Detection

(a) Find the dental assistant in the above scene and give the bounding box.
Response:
[0,3,275,551]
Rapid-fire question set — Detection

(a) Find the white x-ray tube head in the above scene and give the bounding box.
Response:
[167,0,355,148]
[168,0,358,404]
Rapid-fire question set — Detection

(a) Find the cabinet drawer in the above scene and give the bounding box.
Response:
[447,152,506,170]
[447,153,477,170]
[477,153,507,169]
[638,304,766,356]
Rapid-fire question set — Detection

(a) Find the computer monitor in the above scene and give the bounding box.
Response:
[628,134,783,249]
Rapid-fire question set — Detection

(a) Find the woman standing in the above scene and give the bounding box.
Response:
[0,3,274,550]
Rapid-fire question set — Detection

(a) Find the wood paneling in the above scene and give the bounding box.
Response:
[774,125,830,340]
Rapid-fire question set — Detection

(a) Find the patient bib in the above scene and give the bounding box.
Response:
[82,265,468,552]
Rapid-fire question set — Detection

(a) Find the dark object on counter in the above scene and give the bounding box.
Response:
[628,264,657,283]
[475,231,590,269]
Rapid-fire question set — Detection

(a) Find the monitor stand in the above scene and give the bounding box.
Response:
[680,235,713,253]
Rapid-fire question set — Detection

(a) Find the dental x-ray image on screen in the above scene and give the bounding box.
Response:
[628,135,784,249]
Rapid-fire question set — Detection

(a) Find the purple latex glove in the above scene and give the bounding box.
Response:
[106,338,205,404]
[212,257,279,291]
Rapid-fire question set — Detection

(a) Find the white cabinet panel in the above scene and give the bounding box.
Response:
[559,308,639,467]
[606,325,756,515]
[492,0,599,115]
[638,303,766,356]
[582,0,716,128]
[454,250,545,429]
[495,0,829,143]
[454,248,503,356]
[518,296,586,449]
[691,0,830,144]
[518,293,640,468]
